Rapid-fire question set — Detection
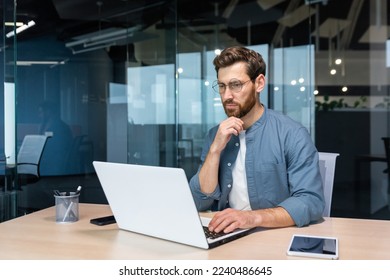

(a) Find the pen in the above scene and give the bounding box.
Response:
[64,186,82,220]
[75,185,82,195]
[62,201,74,222]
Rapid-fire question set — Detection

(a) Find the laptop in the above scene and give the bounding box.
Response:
[92,161,253,249]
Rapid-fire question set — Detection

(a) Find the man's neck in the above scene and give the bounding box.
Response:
[242,103,264,130]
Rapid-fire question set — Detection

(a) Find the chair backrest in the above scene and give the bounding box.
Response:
[318,152,339,217]
[17,135,49,176]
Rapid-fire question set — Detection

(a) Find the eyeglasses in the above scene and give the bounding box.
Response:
[212,79,252,94]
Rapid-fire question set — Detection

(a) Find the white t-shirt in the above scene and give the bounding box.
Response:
[229,131,252,210]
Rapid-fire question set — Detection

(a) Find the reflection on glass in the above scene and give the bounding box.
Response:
[273,45,315,136]
[289,235,337,255]
[107,65,177,166]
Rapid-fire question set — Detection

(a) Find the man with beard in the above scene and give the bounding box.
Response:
[189,46,324,234]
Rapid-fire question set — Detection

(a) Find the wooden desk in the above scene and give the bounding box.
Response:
[0,203,389,260]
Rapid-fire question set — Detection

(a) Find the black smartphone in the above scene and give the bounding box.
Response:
[90,215,116,226]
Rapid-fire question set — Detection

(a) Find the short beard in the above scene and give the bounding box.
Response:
[223,96,257,118]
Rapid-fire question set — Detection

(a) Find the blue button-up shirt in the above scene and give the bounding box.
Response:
[189,106,325,227]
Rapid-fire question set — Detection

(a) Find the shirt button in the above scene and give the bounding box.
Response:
[227,162,231,167]
[227,184,232,188]
[235,142,239,147]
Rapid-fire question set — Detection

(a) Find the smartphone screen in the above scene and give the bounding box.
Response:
[287,234,338,259]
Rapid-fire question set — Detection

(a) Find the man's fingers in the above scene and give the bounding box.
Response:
[209,209,241,233]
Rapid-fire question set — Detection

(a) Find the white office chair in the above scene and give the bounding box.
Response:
[318,152,339,217]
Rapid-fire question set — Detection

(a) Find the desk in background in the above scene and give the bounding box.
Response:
[0,161,18,222]
[0,203,389,260]
[355,154,387,214]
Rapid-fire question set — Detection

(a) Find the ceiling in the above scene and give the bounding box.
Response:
[0,0,385,52]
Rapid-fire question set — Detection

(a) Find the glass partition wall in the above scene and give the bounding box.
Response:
[1,0,18,221]
[0,0,389,221]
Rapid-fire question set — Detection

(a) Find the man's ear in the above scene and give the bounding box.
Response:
[255,74,265,93]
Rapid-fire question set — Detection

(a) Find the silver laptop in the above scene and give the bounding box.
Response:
[92,161,253,249]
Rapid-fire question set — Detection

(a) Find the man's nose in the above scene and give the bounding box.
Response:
[221,87,234,99]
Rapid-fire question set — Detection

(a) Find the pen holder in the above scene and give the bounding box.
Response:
[54,192,80,223]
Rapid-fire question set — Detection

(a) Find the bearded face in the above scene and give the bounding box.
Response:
[223,90,257,118]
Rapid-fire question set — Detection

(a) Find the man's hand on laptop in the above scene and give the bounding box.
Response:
[208,207,295,233]
[208,208,257,233]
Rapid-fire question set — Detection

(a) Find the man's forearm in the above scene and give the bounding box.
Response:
[252,207,295,228]
[198,148,221,194]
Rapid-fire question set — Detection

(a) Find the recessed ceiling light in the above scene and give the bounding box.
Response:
[4,22,24,27]
[6,20,35,38]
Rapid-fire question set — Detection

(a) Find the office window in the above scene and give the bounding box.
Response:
[1,0,389,221]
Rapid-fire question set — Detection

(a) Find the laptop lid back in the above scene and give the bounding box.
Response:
[93,161,209,249]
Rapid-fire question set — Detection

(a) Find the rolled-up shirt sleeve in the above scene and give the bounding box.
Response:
[276,127,324,226]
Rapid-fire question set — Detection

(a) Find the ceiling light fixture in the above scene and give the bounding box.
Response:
[65,26,141,48]
[6,20,35,38]
[64,26,154,55]
[15,60,67,66]
[305,0,328,4]
[4,22,24,27]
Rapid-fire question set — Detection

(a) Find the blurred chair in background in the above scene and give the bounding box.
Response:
[318,152,340,217]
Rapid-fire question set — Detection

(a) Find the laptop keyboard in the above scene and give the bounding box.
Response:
[203,226,228,239]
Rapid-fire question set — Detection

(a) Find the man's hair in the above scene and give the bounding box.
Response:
[213,46,266,80]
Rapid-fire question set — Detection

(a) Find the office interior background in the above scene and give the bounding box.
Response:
[1,0,389,222]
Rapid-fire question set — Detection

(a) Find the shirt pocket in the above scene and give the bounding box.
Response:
[254,162,289,204]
